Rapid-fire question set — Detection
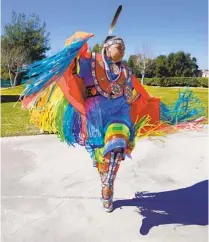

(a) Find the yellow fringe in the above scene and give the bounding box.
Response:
[135,115,178,140]
[29,84,64,133]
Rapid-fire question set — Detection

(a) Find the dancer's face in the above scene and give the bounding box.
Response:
[107,43,125,62]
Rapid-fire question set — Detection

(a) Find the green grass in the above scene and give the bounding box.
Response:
[1,85,25,95]
[144,86,208,119]
[1,85,208,137]
[1,102,40,137]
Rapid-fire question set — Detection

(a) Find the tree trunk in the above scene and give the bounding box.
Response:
[141,73,145,85]
[8,66,14,87]
[141,69,145,85]
[14,72,19,86]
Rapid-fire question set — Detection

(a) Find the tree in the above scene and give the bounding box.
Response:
[127,55,141,77]
[145,59,156,78]
[1,11,50,85]
[128,44,156,81]
[92,43,102,53]
[175,51,198,77]
[167,52,176,77]
[155,55,169,77]
[1,37,30,86]
[166,51,199,77]
[1,66,10,81]
[122,59,128,65]
[134,53,155,84]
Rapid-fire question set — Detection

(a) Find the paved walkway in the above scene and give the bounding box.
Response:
[1,127,208,242]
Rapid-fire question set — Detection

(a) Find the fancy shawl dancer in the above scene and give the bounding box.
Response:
[19,5,206,212]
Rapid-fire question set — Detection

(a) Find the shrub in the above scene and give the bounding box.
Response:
[142,77,208,87]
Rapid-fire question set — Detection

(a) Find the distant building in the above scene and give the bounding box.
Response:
[198,69,209,77]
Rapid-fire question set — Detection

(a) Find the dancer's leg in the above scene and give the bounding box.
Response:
[98,148,123,212]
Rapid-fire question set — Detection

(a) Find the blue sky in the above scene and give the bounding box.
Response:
[2,0,208,69]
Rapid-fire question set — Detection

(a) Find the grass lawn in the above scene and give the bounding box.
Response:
[145,86,208,107]
[1,85,208,137]
[1,102,40,137]
[1,85,25,95]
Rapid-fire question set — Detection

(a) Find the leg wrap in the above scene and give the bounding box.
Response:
[99,151,123,211]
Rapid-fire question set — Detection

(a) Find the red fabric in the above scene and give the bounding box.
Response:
[22,93,39,109]
[57,62,86,115]
[132,75,151,100]
[130,76,160,125]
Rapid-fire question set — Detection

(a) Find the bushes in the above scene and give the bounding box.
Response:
[0,79,12,88]
[200,78,209,88]
[143,77,208,87]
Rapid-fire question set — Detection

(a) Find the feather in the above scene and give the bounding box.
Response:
[108,5,122,35]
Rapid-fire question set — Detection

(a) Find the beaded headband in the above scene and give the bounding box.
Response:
[103,37,125,48]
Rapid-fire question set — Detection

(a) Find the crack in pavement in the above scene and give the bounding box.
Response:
[10,200,65,236]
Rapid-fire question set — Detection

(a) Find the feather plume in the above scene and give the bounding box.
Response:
[108,5,122,35]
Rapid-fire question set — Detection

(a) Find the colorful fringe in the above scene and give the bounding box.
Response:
[28,83,85,146]
[21,40,86,96]
[20,32,93,109]
[29,83,64,133]
[134,88,206,139]
[20,32,94,147]
[160,88,205,124]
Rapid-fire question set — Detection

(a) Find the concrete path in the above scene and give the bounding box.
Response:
[1,127,208,242]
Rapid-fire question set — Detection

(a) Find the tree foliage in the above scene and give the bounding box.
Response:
[127,55,141,77]
[127,51,199,78]
[1,37,30,86]
[1,11,50,85]
[91,43,102,53]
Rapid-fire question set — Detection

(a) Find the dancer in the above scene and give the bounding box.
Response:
[20,6,205,212]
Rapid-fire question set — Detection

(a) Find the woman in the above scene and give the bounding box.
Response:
[71,35,149,212]
[20,31,205,213]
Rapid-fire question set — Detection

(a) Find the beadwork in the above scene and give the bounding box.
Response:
[91,52,133,100]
